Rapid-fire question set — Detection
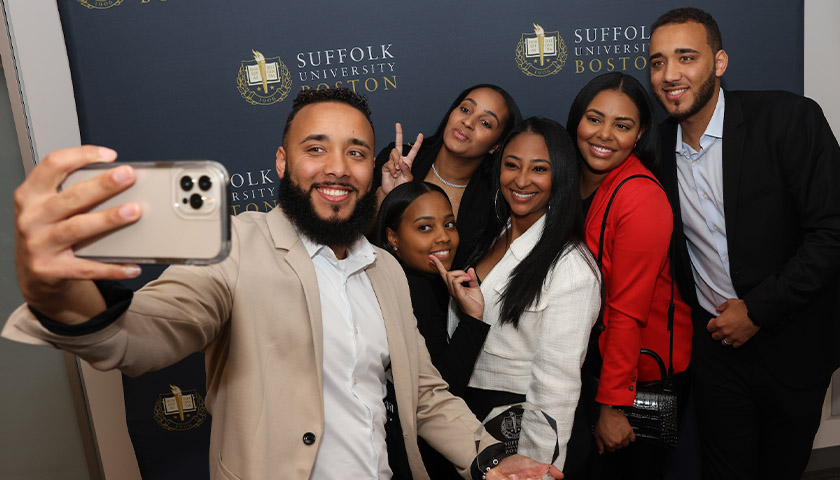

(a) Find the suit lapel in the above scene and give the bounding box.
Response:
[266,208,324,394]
[366,258,416,432]
[721,90,746,250]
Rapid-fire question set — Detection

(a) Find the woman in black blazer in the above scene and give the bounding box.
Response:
[376,181,490,479]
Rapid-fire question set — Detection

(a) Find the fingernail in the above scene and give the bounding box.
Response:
[123,265,141,277]
[98,147,117,161]
[111,165,132,183]
[119,202,139,219]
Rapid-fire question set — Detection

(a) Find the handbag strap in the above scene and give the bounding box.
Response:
[594,174,676,381]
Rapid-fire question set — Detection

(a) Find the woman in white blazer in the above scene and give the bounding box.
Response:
[432,117,601,473]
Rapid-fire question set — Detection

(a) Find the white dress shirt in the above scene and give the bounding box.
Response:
[301,235,392,480]
[675,88,739,315]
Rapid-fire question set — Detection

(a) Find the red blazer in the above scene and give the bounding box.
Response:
[584,154,692,406]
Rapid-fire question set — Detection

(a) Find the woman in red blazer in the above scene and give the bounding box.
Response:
[565,72,692,479]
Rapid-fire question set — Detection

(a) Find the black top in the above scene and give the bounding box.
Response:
[374,142,495,270]
[581,189,597,218]
[403,267,490,396]
[400,265,490,479]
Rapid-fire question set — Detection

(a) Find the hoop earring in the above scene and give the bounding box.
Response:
[494,189,505,224]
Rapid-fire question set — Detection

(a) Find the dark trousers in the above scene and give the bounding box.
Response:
[690,312,830,480]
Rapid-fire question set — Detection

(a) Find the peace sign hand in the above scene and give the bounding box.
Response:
[381,122,423,195]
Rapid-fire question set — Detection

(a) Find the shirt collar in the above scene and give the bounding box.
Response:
[509,214,546,261]
[675,87,725,156]
[299,231,377,273]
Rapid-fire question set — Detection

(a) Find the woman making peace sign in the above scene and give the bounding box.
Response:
[374,84,522,268]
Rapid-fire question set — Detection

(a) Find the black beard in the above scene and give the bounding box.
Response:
[277,174,377,248]
[660,67,717,122]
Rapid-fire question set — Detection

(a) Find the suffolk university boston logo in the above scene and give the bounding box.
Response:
[516,23,567,77]
[153,384,208,431]
[236,50,292,106]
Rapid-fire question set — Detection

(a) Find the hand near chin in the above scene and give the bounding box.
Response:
[429,255,484,319]
[380,122,423,195]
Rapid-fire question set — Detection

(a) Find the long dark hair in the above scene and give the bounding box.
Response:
[375,181,451,252]
[566,72,659,173]
[423,84,523,173]
[464,117,592,327]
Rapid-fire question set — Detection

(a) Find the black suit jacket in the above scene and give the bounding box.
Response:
[658,89,840,388]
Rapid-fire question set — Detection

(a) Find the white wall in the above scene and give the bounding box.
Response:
[805,0,840,451]
[0,1,140,479]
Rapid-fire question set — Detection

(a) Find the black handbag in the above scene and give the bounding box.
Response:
[590,174,679,449]
[624,348,678,448]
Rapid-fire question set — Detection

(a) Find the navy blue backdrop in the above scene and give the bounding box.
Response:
[56,0,803,477]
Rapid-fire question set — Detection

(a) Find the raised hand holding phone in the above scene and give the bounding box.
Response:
[15,146,142,322]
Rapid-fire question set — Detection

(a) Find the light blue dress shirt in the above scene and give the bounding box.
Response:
[675,89,739,316]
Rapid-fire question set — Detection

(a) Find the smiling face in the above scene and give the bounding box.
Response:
[387,192,459,274]
[649,21,727,123]
[499,132,552,225]
[442,87,510,160]
[275,101,375,223]
[576,89,643,176]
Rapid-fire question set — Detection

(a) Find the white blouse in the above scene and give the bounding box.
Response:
[448,215,601,470]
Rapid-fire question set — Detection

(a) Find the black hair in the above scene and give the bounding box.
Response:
[423,84,523,173]
[374,182,451,252]
[651,7,723,53]
[566,72,660,172]
[282,87,374,146]
[464,117,593,327]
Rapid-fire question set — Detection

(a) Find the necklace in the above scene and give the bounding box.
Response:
[431,162,468,189]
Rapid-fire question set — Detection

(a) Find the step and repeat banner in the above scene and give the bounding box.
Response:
[56,1,802,478]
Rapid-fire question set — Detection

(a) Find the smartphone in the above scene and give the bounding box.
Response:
[61,160,231,264]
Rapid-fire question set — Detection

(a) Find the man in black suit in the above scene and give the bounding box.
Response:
[648,7,840,480]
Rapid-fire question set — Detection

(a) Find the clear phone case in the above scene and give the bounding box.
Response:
[62,160,231,264]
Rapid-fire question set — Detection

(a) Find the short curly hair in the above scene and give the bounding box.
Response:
[651,7,723,53]
[282,87,374,145]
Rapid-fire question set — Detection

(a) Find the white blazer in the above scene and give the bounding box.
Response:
[448,215,601,470]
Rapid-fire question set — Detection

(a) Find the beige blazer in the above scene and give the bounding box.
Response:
[3,207,486,480]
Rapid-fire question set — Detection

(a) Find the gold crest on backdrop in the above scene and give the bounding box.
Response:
[76,0,124,9]
[516,23,567,77]
[237,50,293,106]
[153,384,208,431]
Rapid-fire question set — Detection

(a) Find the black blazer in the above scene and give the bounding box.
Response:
[658,90,840,388]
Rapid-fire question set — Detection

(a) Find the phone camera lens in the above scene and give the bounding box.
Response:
[189,193,203,209]
[180,176,194,191]
[198,175,212,191]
